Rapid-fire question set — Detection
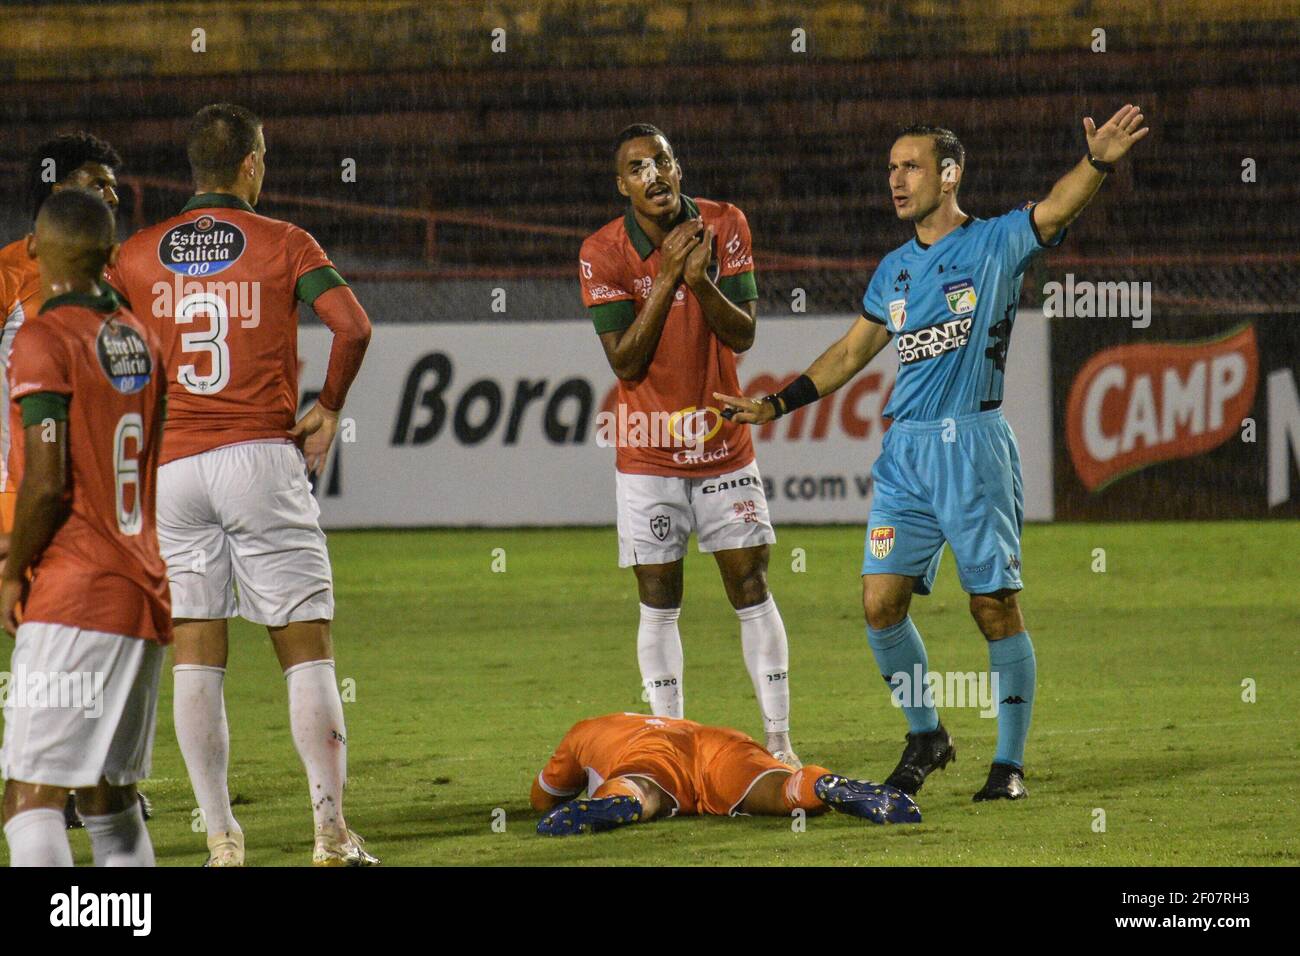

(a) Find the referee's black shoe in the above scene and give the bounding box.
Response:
[972,762,1027,802]
[884,723,956,795]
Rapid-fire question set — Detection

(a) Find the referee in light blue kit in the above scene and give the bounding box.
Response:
[716,106,1149,801]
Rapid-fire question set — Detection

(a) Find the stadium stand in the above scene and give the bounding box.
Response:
[0,0,1295,316]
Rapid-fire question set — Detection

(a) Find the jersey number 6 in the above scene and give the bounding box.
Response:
[113,412,144,536]
[175,292,232,395]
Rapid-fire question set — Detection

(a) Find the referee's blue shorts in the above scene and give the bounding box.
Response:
[862,409,1024,596]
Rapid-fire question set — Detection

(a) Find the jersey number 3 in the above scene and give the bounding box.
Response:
[175,292,232,395]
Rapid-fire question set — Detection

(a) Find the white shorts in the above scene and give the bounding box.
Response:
[157,440,334,627]
[615,460,776,567]
[1,623,164,789]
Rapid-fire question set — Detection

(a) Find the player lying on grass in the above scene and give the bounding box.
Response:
[530,712,919,834]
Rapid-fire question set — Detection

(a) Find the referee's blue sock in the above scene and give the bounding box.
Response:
[867,617,939,734]
[989,631,1036,768]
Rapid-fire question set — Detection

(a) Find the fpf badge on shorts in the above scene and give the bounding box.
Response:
[869,526,895,559]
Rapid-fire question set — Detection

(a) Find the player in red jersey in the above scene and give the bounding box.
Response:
[1,133,123,534]
[0,132,156,831]
[0,189,169,866]
[578,124,800,765]
[107,104,375,866]
[531,712,921,835]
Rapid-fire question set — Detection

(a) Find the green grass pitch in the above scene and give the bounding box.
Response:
[1,522,1296,866]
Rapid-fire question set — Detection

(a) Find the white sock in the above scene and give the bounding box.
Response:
[82,802,155,867]
[737,594,791,734]
[4,807,74,867]
[173,664,240,837]
[637,604,684,718]
[284,659,348,838]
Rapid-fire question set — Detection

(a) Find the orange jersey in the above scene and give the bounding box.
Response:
[0,237,42,504]
[579,196,758,478]
[535,712,788,816]
[106,193,344,466]
[8,289,170,643]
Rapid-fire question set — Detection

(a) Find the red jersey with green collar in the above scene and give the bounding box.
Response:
[8,289,170,643]
[579,196,758,478]
[106,193,347,466]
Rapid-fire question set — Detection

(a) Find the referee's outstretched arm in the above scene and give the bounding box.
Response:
[1031,103,1150,243]
[714,315,889,426]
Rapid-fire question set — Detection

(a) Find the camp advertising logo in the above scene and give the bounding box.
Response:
[1065,324,1258,491]
[158,214,246,277]
[97,321,153,394]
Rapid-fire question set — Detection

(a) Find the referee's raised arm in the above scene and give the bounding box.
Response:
[1031,104,1150,242]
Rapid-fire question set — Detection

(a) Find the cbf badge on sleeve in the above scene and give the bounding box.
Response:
[942,279,977,315]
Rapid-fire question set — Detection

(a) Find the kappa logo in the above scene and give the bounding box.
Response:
[1001,695,1028,705]
[943,278,977,315]
[869,526,895,559]
[650,514,671,541]
[895,269,911,284]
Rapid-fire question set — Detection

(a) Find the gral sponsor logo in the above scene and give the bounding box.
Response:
[1065,324,1258,491]
[592,404,725,456]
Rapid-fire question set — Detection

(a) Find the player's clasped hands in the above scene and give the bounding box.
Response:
[713,390,776,425]
[683,223,715,286]
[1084,103,1150,163]
[658,217,704,282]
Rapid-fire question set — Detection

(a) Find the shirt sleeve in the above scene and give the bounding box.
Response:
[536,741,585,800]
[0,257,15,333]
[102,256,129,305]
[288,227,347,304]
[716,205,758,304]
[993,203,1067,278]
[579,237,636,334]
[9,322,70,402]
[860,261,893,329]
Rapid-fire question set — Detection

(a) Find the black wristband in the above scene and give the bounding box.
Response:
[769,374,820,419]
[1087,154,1115,174]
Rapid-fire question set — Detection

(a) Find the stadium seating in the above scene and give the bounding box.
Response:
[0,2,1295,312]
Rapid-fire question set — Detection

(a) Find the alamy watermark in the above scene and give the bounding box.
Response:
[0,669,105,719]
[889,666,1001,718]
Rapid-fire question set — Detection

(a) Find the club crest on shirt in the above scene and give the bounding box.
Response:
[158,215,246,277]
[869,526,895,559]
[96,321,153,394]
[942,278,977,315]
[650,514,671,541]
[888,298,907,332]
